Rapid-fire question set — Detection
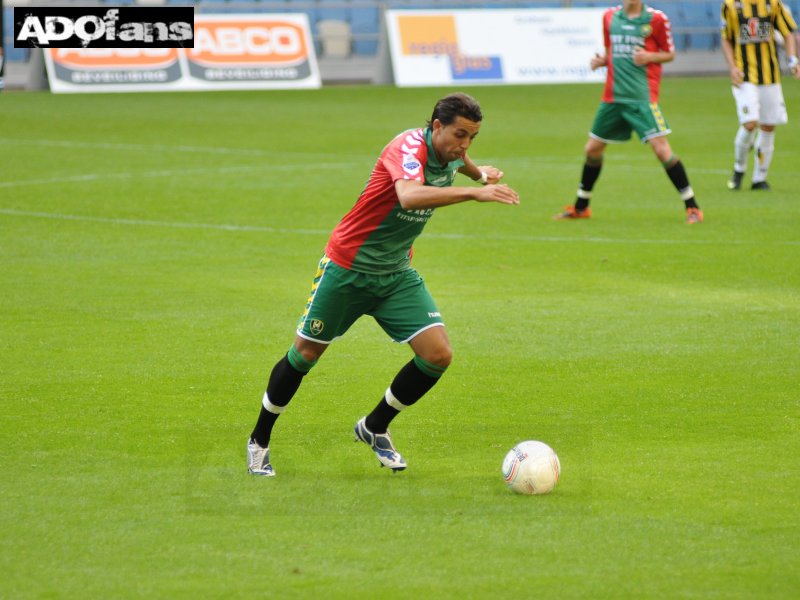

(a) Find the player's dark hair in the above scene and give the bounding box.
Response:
[427,93,482,127]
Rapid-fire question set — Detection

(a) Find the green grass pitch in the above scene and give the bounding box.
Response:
[1,78,798,598]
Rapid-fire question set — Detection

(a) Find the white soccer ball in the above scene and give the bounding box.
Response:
[502,440,561,495]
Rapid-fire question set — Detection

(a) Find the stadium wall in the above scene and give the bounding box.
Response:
[4,0,798,89]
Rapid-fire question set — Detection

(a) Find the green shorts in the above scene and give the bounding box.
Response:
[590,101,671,143]
[296,255,444,344]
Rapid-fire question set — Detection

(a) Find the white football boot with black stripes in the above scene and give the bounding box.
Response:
[354,417,407,472]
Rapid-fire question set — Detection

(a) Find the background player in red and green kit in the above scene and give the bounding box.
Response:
[247,93,520,476]
[556,0,703,224]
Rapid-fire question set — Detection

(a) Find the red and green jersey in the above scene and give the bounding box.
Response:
[324,127,465,274]
[601,4,675,104]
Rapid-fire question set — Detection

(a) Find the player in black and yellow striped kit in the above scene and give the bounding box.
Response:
[721,0,799,190]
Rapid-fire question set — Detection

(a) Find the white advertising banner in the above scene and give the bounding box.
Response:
[386,8,606,87]
[44,14,321,93]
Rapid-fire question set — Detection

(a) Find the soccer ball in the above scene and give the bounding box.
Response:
[502,440,561,495]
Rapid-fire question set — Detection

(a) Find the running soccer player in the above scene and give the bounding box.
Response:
[247,93,520,477]
[555,0,703,224]
[721,0,799,191]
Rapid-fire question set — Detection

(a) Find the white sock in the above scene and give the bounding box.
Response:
[752,130,775,184]
[384,387,409,411]
[734,126,756,173]
[262,392,286,414]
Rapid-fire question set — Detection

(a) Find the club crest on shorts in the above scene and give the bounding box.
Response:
[310,319,324,335]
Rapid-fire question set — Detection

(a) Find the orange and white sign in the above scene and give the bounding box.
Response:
[184,17,316,87]
[44,14,320,93]
[189,20,309,65]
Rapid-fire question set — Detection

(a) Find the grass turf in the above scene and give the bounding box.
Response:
[1,78,798,598]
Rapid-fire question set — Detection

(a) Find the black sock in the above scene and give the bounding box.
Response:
[575,159,602,211]
[364,400,400,435]
[250,355,307,447]
[574,197,590,212]
[665,159,689,190]
[250,407,279,448]
[267,354,306,404]
[664,160,700,209]
[365,359,441,433]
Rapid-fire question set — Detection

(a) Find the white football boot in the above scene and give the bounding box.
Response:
[247,438,275,477]
[354,417,407,471]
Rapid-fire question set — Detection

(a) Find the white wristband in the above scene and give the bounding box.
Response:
[478,170,488,185]
[789,55,799,70]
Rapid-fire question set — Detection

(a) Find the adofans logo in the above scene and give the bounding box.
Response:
[14,7,194,49]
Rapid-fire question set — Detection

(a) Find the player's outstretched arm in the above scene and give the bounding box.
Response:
[458,154,505,185]
[395,179,519,210]
[472,183,520,205]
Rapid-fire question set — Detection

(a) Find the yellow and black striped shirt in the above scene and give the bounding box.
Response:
[721,0,798,84]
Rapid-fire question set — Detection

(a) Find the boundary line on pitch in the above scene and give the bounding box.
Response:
[0,163,357,189]
[0,137,372,161]
[0,163,733,191]
[1,208,798,246]
[0,138,743,176]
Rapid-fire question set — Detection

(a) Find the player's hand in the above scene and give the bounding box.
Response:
[475,184,520,205]
[789,56,800,79]
[590,53,606,70]
[633,47,650,66]
[476,165,504,185]
[730,67,744,86]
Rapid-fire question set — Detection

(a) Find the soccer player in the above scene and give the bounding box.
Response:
[556,0,703,224]
[721,0,799,191]
[247,93,520,477]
